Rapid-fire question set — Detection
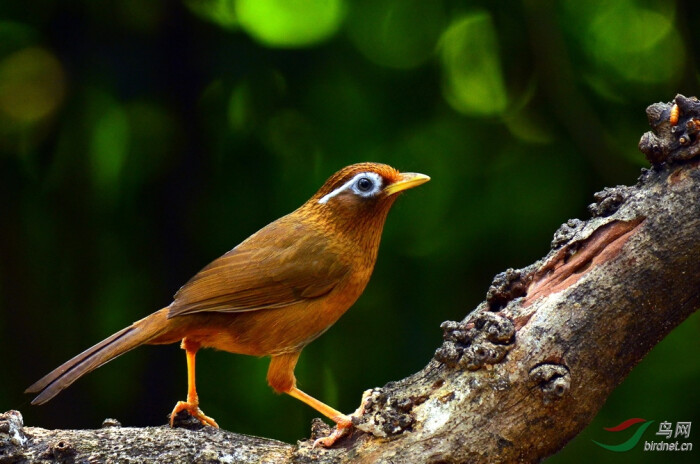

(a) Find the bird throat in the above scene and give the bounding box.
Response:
[303,196,397,265]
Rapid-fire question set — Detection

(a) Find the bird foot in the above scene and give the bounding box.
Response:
[169,401,219,428]
[313,414,354,448]
[312,388,374,448]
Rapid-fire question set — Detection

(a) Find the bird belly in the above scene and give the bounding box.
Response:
[181,277,367,357]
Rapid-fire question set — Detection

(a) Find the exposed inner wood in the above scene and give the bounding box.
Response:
[523,218,645,307]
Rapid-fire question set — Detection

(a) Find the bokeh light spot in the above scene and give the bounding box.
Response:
[562,0,684,94]
[90,100,130,192]
[586,2,683,84]
[235,0,345,48]
[186,0,238,30]
[0,47,65,124]
[439,12,508,116]
[228,82,251,132]
[347,0,445,69]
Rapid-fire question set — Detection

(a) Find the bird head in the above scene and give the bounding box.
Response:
[313,162,428,208]
[303,163,429,237]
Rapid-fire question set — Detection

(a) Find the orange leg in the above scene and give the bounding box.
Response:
[267,353,354,447]
[169,338,219,428]
[288,387,355,447]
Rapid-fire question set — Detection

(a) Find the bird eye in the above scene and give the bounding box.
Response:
[356,176,374,192]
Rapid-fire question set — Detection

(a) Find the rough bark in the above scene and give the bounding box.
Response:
[2,95,699,463]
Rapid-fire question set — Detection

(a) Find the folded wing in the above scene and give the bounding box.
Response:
[168,219,349,318]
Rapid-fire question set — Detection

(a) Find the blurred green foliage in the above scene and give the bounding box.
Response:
[0,1,698,462]
[440,11,508,116]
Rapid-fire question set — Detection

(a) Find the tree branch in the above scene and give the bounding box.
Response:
[2,95,699,463]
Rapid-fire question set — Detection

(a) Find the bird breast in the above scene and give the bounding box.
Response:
[167,211,378,357]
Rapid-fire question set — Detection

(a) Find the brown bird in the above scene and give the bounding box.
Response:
[27,162,429,446]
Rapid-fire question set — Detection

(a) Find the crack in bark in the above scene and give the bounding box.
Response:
[523,218,645,307]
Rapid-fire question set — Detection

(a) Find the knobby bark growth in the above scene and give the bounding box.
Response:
[2,95,699,463]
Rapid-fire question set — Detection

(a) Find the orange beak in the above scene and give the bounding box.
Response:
[384,172,430,196]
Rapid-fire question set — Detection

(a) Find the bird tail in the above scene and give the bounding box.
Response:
[26,308,171,405]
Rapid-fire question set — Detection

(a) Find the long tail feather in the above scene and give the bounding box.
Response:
[26,308,169,405]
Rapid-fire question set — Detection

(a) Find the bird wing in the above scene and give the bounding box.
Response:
[168,218,349,318]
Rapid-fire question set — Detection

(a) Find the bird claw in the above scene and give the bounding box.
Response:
[312,415,354,448]
[169,401,219,428]
[312,389,375,448]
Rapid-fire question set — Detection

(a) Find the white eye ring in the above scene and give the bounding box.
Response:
[319,172,383,204]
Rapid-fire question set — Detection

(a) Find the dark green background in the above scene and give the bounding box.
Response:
[0,1,698,462]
